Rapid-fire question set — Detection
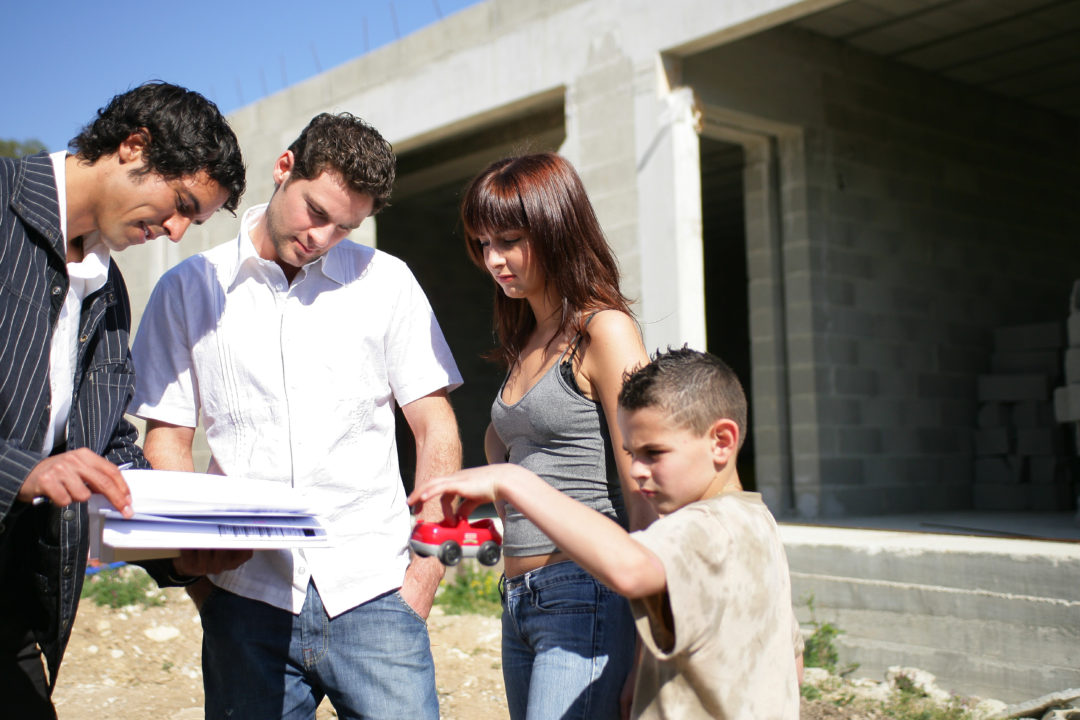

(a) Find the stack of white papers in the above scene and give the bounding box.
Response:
[89,470,331,562]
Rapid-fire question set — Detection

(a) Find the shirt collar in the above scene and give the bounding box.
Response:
[68,233,111,295]
[227,204,266,288]
[226,203,348,290]
[320,241,348,286]
[49,152,69,250]
[63,147,109,296]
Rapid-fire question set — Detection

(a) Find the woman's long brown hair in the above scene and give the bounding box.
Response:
[461,153,632,369]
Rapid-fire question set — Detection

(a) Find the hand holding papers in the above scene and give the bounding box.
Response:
[90,470,331,562]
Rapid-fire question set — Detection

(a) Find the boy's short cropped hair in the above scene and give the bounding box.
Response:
[619,347,748,448]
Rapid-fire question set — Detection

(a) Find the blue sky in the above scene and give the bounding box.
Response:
[1,0,482,152]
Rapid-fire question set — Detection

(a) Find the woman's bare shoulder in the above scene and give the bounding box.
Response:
[582,309,647,370]
[585,308,641,340]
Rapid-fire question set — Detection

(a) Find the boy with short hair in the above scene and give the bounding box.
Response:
[410,347,800,719]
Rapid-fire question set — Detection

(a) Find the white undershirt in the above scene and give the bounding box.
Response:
[43,151,110,454]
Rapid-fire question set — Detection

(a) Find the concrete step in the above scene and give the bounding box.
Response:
[782,524,1080,703]
[794,599,1080,685]
[783,526,1080,599]
[834,635,1079,704]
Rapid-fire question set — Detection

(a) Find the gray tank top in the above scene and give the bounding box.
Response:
[491,338,629,556]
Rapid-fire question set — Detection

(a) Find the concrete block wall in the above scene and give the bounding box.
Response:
[108,0,881,498]
[974,322,1073,511]
[114,0,600,461]
[784,525,1080,703]
[1051,281,1080,512]
[111,0,1080,520]
[742,132,804,513]
[566,32,642,306]
[683,26,1080,517]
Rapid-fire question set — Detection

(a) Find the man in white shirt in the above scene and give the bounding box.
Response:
[131,113,462,720]
[0,81,245,719]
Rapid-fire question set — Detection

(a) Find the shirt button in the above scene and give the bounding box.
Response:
[51,286,63,296]
[62,509,75,521]
[62,565,73,577]
[297,567,307,575]
[79,334,88,343]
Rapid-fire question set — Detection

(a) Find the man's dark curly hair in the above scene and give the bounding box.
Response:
[286,113,395,213]
[70,81,245,213]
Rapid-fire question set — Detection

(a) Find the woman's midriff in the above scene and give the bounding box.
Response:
[503,549,569,578]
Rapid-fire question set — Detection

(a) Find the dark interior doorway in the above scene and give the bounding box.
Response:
[376,178,499,491]
[700,137,754,488]
[376,101,566,492]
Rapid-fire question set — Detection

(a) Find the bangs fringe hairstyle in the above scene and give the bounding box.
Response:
[461,153,631,368]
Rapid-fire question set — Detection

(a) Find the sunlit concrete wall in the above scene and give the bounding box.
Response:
[115,0,844,495]
[114,0,1080,519]
[683,26,1080,517]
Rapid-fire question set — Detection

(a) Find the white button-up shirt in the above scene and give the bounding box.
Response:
[131,204,462,617]
[44,151,110,453]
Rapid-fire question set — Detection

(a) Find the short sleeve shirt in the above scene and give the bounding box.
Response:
[131,204,462,617]
[629,492,800,720]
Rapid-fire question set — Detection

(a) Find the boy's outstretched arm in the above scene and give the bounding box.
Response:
[409,464,667,599]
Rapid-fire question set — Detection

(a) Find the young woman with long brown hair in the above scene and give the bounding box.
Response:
[461,153,652,720]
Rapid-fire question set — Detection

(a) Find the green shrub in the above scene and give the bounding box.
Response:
[435,565,501,616]
[81,565,164,609]
[801,594,858,676]
[804,618,841,671]
[797,599,975,720]
[883,672,973,720]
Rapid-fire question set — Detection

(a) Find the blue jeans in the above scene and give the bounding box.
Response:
[200,582,438,720]
[501,561,636,720]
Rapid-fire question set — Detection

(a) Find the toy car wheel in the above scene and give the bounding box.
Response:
[477,540,501,567]
[438,540,462,566]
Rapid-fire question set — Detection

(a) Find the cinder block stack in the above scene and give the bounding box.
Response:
[1052,281,1080,517]
[975,320,1073,510]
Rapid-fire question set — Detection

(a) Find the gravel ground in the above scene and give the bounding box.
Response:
[53,585,508,720]
[52,580,1008,720]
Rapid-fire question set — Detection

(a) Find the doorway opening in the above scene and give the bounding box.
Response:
[700,137,754,488]
[378,100,566,491]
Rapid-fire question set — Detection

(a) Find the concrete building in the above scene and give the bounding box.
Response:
[120,0,1080,520]
[113,0,1080,700]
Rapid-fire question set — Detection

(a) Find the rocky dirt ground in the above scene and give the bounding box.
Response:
[53,585,508,720]
[52,578,1012,720]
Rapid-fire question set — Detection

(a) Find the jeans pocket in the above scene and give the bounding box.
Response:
[197,585,225,623]
[532,577,598,615]
[393,590,428,625]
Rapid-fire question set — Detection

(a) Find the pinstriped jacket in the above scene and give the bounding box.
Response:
[0,152,149,689]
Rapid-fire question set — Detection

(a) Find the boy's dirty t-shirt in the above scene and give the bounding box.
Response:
[629,491,800,720]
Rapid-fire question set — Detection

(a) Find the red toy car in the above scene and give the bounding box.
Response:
[410,517,502,566]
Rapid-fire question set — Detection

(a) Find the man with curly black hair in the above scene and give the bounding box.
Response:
[0,81,245,718]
